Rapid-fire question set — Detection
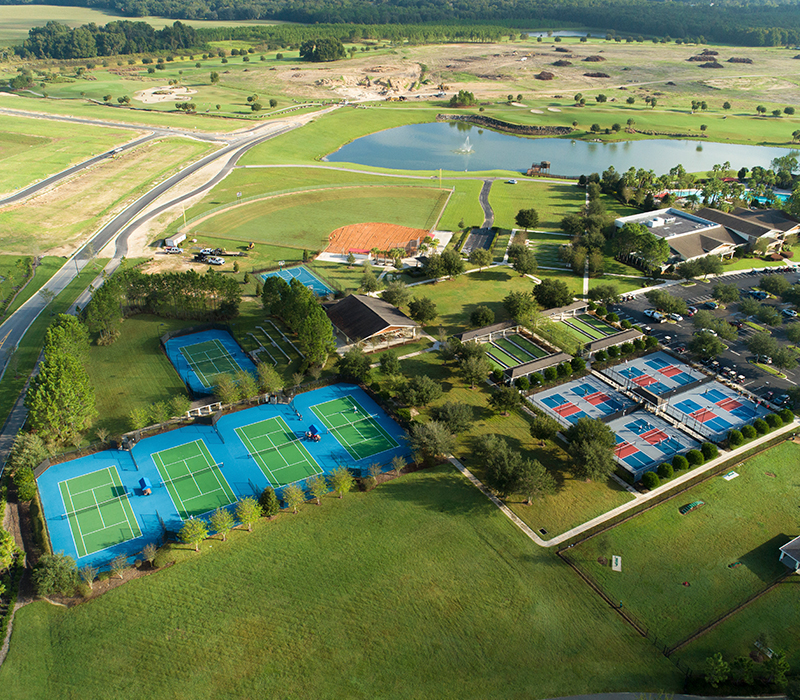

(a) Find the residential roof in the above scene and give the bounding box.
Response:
[455,321,517,342]
[325,294,418,341]
[696,208,772,238]
[780,534,800,563]
[731,207,800,233]
[667,226,747,260]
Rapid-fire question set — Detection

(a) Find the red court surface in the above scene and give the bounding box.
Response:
[691,408,716,423]
[586,392,610,406]
[642,428,669,445]
[633,375,657,387]
[615,442,638,458]
[555,403,581,417]
[659,366,683,378]
[716,398,742,411]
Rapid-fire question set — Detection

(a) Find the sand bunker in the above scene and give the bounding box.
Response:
[134,86,197,104]
[547,107,562,112]
[529,109,544,114]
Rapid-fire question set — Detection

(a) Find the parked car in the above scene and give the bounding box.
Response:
[694,328,718,337]
[777,394,791,407]
[749,289,769,300]
[200,248,214,255]
[763,390,775,401]
[704,301,719,310]
[675,345,687,354]
[206,256,225,265]
[643,308,664,321]
[782,308,798,318]
[163,246,182,254]
[507,179,518,184]
[728,319,744,329]
[686,306,698,317]
[668,312,683,322]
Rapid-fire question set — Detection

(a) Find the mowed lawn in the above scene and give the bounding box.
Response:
[0,466,679,699]
[489,179,584,231]
[567,442,800,647]
[527,233,571,269]
[190,186,449,251]
[86,315,194,436]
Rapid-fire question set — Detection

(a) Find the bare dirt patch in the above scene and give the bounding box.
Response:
[326,222,431,255]
[133,85,197,104]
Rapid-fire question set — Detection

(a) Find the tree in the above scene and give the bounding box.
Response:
[470,305,495,327]
[645,289,687,315]
[459,354,492,389]
[704,652,730,688]
[408,297,437,323]
[257,362,283,394]
[216,373,240,405]
[33,553,78,596]
[503,291,538,321]
[773,346,797,370]
[79,564,98,590]
[431,401,473,434]
[587,284,620,305]
[511,248,538,276]
[259,487,280,518]
[179,517,208,552]
[379,349,401,375]
[282,484,305,513]
[638,231,670,272]
[731,656,755,686]
[488,386,521,415]
[533,278,573,309]
[468,248,493,270]
[390,454,406,477]
[515,209,539,230]
[269,98,278,108]
[382,280,410,307]
[449,90,477,107]
[210,71,219,83]
[764,650,791,688]
[786,322,800,346]
[441,249,466,278]
[300,37,346,62]
[689,332,726,359]
[337,347,371,384]
[713,282,740,304]
[401,375,443,406]
[409,421,455,461]
[110,554,127,580]
[209,507,235,540]
[7,432,49,476]
[564,417,616,480]
[328,466,354,498]
[0,528,20,574]
[361,265,380,292]
[235,497,262,531]
[517,459,556,504]
[756,305,782,327]
[234,368,258,401]
[306,474,328,504]
[723,101,731,110]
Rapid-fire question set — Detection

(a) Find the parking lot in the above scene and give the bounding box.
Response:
[611,266,800,398]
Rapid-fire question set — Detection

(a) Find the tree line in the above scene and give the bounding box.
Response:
[16,19,198,59]
[83,267,241,345]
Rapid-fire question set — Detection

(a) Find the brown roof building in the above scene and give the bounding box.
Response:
[324,295,419,346]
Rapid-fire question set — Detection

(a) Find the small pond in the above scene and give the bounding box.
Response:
[325,122,792,175]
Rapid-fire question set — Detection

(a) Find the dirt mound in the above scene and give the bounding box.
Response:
[728,57,754,64]
[583,55,606,62]
[552,60,572,67]
[584,72,611,78]
[699,62,724,69]
[536,71,555,80]
[326,222,431,255]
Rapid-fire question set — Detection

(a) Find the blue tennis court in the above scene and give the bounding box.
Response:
[530,376,635,425]
[604,352,705,396]
[261,266,334,297]
[665,382,769,438]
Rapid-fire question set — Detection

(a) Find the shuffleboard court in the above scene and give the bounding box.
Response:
[59,466,141,558]
[311,395,399,461]
[152,440,236,519]
[235,416,322,487]
[179,338,242,388]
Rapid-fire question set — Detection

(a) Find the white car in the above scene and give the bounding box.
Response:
[206,256,225,265]
[200,248,214,255]
[668,312,683,322]
[782,308,798,318]
[507,179,518,184]
[694,328,718,337]
[643,308,663,321]
[163,246,182,254]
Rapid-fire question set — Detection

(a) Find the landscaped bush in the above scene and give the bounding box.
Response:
[491,370,504,384]
[765,413,783,429]
[620,342,634,355]
[544,366,558,382]
[641,471,660,489]
[778,407,794,424]
[396,408,412,423]
[741,424,757,440]
[657,462,673,479]
[632,338,645,350]
[13,467,37,502]
[686,449,704,466]
[570,357,586,372]
[606,312,619,323]
[530,372,544,386]
[587,301,597,311]
[557,362,573,378]
[727,428,743,447]
[607,346,620,358]
[645,335,659,348]
[595,306,608,317]
[516,376,530,391]
[753,417,769,435]
[594,350,608,362]
[621,319,632,329]
[672,454,689,471]
[700,442,719,460]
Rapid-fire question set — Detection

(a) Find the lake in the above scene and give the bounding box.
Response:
[325,122,793,175]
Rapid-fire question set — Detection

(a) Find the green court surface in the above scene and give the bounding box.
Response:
[507,333,548,358]
[179,339,241,388]
[566,318,605,340]
[59,466,141,558]
[557,320,594,344]
[235,416,322,487]
[486,344,520,368]
[578,314,616,336]
[494,337,535,363]
[310,395,399,461]
[152,440,236,519]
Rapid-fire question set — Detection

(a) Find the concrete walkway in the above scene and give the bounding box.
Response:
[450,419,798,549]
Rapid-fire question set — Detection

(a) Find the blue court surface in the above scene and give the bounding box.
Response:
[163,329,258,395]
[261,266,334,297]
[35,384,410,571]
[663,382,769,439]
[601,351,705,396]
[607,411,700,479]
[530,375,636,427]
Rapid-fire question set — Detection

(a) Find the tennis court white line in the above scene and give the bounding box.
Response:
[236,424,282,485]
[59,480,86,557]
[153,451,190,517]
[91,489,108,529]
[107,466,141,538]
[236,418,321,485]
[195,439,234,504]
[80,516,130,540]
[67,479,116,498]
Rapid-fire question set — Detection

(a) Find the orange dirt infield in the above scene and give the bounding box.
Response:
[325,222,432,256]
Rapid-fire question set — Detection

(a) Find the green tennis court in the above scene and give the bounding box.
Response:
[179,339,242,388]
[152,439,236,519]
[235,416,322,487]
[310,395,399,461]
[59,466,141,558]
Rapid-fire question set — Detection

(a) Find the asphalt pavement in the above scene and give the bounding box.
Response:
[611,267,800,398]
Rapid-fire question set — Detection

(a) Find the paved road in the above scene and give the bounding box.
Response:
[478,178,494,228]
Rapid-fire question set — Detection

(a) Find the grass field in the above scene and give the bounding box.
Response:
[86,314,193,436]
[2,256,63,317]
[0,115,136,196]
[527,233,571,269]
[489,179,584,231]
[0,464,679,699]
[567,442,800,648]
[189,186,448,250]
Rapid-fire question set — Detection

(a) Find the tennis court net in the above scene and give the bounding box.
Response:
[159,462,224,489]
[62,491,130,519]
[247,435,306,461]
[182,353,235,371]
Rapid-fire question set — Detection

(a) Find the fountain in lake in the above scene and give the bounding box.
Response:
[454,136,474,154]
